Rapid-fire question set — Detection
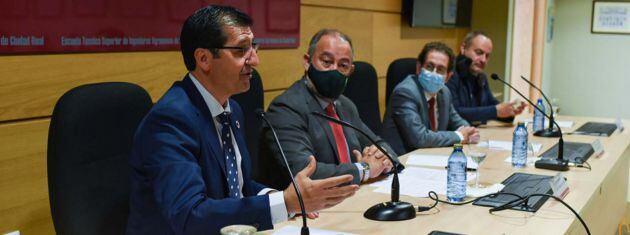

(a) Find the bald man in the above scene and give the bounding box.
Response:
[446,31,526,126]
[258,29,401,190]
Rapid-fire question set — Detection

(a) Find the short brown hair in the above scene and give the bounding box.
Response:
[417,41,455,72]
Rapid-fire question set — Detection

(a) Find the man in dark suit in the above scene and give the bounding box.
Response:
[446,31,526,126]
[382,42,480,154]
[127,6,358,234]
[258,29,399,190]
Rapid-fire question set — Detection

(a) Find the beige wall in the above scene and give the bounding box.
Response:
[508,0,535,105]
[545,0,630,119]
[470,0,510,100]
[504,0,548,110]
[0,1,469,233]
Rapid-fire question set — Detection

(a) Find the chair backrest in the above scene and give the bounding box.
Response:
[47,82,152,235]
[385,58,417,104]
[343,61,382,135]
[231,68,264,178]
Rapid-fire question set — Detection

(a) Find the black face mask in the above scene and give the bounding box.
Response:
[457,54,483,87]
[307,63,348,99]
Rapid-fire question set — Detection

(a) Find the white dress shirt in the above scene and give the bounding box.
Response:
[425,92,464,142]
[190,73,289,224]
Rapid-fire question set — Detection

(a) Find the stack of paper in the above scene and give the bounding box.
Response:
[369,167,475,198]
[520,119,574,128]
[466,183,505,197]
[405,154,478,169]
[273,225,357,235]
[489,140,542,153]
[503,156,540,166]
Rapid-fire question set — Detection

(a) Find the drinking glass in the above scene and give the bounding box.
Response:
[469,139,489,188]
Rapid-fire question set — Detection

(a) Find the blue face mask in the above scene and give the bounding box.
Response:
[418,68,445,94]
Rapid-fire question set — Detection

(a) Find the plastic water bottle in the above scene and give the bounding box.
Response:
[533,98,545,132]
[512,122,528,168]
[447,144,467,202]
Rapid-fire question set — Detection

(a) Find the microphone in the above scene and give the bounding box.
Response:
[256,110,309,235]
[519,75,561,137]
[310,111,415,221]
[490,74,568,171]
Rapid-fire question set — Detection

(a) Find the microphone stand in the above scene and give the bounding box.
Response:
[257,111,309,235]
[490,74,569,171]
[311,112,416,221]
[519,75,561,137]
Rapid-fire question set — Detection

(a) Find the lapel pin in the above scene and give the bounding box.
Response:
[236,120,240,129]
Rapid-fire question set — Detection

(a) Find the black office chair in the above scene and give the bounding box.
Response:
[385,58,417,104]
[343,61,382,135]
[47,82,152,235]
[232,68,264,179]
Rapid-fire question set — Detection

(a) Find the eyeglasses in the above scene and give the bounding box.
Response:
[316,58,353,75]
[208,43,259,58]
[423,63,448,76]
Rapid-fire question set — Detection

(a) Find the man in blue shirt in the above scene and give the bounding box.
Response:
[446,31,526,126]
[126,6,359,234]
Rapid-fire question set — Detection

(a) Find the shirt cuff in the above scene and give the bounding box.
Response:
[267,191,289,224]
[454,131,464,142]
[355,163,366,181]
[258,188,275,195]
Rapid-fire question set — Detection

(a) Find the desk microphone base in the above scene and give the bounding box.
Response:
[534,128,562,138]
[364,201,416,221]
[535,158,569,171]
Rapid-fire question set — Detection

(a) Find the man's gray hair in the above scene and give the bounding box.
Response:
[307,29,354,57]
[462,30,490,49]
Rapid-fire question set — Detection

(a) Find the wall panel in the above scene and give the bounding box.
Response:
[0,52,184,122]
[302,0,401,13]
[372,12,462,79]
[260,5,375,91]
[0,119,52,234]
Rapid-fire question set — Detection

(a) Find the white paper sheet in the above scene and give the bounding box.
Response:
[520,119,574,128]
[503,156,540,166]
[405,154,478,169]
[273,225,357,235]
[369,167,475,198]
[489,140,542,153]
[466,183,505,197]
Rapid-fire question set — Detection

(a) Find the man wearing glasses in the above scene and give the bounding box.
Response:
[258,29,400,190]
[127,6,358,234]
[382,42,479,154]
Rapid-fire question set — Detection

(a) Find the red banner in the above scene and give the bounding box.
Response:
[0,0,299,54]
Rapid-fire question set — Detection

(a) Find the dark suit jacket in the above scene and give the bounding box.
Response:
[446,55,514,125]
[382,75,470,155]
[257,78,399,189]
[127,75,272,235]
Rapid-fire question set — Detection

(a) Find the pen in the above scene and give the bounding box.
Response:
[444,166,477,172]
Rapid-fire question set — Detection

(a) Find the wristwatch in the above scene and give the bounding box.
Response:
[360,162,371,182]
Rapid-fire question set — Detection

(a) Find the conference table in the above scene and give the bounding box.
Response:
[269,115,630,235]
